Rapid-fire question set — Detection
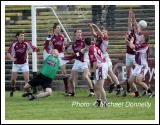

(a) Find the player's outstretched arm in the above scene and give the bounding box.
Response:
[92,23,103,37]
[128,8,133,30]
[88,23,97,37]
[132,11,139,33]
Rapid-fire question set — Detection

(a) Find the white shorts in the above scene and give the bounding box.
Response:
[72,59,88,72]
[126,53,135,66]
[58,53,69,66]
[96,62,108,80]
[84,51,90,67]
[132,64,148,77]
[104,53,112,67]
[12,63,29,72]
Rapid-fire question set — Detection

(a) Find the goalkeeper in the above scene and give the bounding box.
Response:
[24,49,60,100]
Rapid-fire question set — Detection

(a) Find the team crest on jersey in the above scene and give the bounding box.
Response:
[47,60,55,66]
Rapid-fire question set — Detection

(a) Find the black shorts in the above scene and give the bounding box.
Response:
[29,73,52,89]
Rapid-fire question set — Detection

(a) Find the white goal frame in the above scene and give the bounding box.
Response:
[31,5,72,74]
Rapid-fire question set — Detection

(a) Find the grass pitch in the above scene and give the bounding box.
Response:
[5,89,155,120]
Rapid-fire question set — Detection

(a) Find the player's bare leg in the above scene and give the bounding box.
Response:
[94,80,101,107]
[118,66,132,86]
[83,68,94,96]
[69,79,76,96]
[67,70,77,96]
[108,66,122,95]
[107,74,113,84]
[23,83,32,93]
[23,83,32,97]
[30,88,52,100]
[126,65,132,92]
[128,75,140,97]
[10,72,17,97]
[99,79,107,107]
[25,86,52,101]
[95,79,107,107]
[21,72,30,97]
[107,74,115,93]
[122,65,138,97]
[36,88,52,97]
[108,66,119,85]
[61,64,69,94]
[135,74,152,96]
[126,65,138,91]
[23,72,29,86]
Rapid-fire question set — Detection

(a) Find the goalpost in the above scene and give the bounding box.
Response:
[31,5,72,77]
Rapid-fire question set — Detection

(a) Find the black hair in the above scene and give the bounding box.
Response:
[85,37,92,46]
[53,23,59,30]
[15,31,24,37]
[74,29,82,33]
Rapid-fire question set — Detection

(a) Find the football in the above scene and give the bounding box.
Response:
[138,20,147,29]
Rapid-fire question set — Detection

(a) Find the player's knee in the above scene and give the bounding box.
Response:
[23,83,30,90]
[24,80,29,85]
[48,91,52,96]
[62,70,67,76]
[46,88,52,96]
[99,85,103,91]
[69,75,72,80]
[128,78,133,85]
[83,75,88,80]
[136,76,143,83]
[70,75,76,81]
[69,77,73,82]
[108,69,115,78]
[95,84,100,90]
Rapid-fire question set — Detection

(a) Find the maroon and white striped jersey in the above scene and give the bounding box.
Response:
[88,44,106,67]
[135,43,149,66]
[8,40,37,64]
[72,38,85,62]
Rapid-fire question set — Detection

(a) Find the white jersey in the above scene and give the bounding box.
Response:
[132,43,149,76]
[99,39,112,67]
[100,39,109,54]
[135,32,143,44]
[84,51,90,66]
[135,46,149,67]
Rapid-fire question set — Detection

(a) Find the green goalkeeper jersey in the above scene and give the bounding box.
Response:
[40,55,60,79]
